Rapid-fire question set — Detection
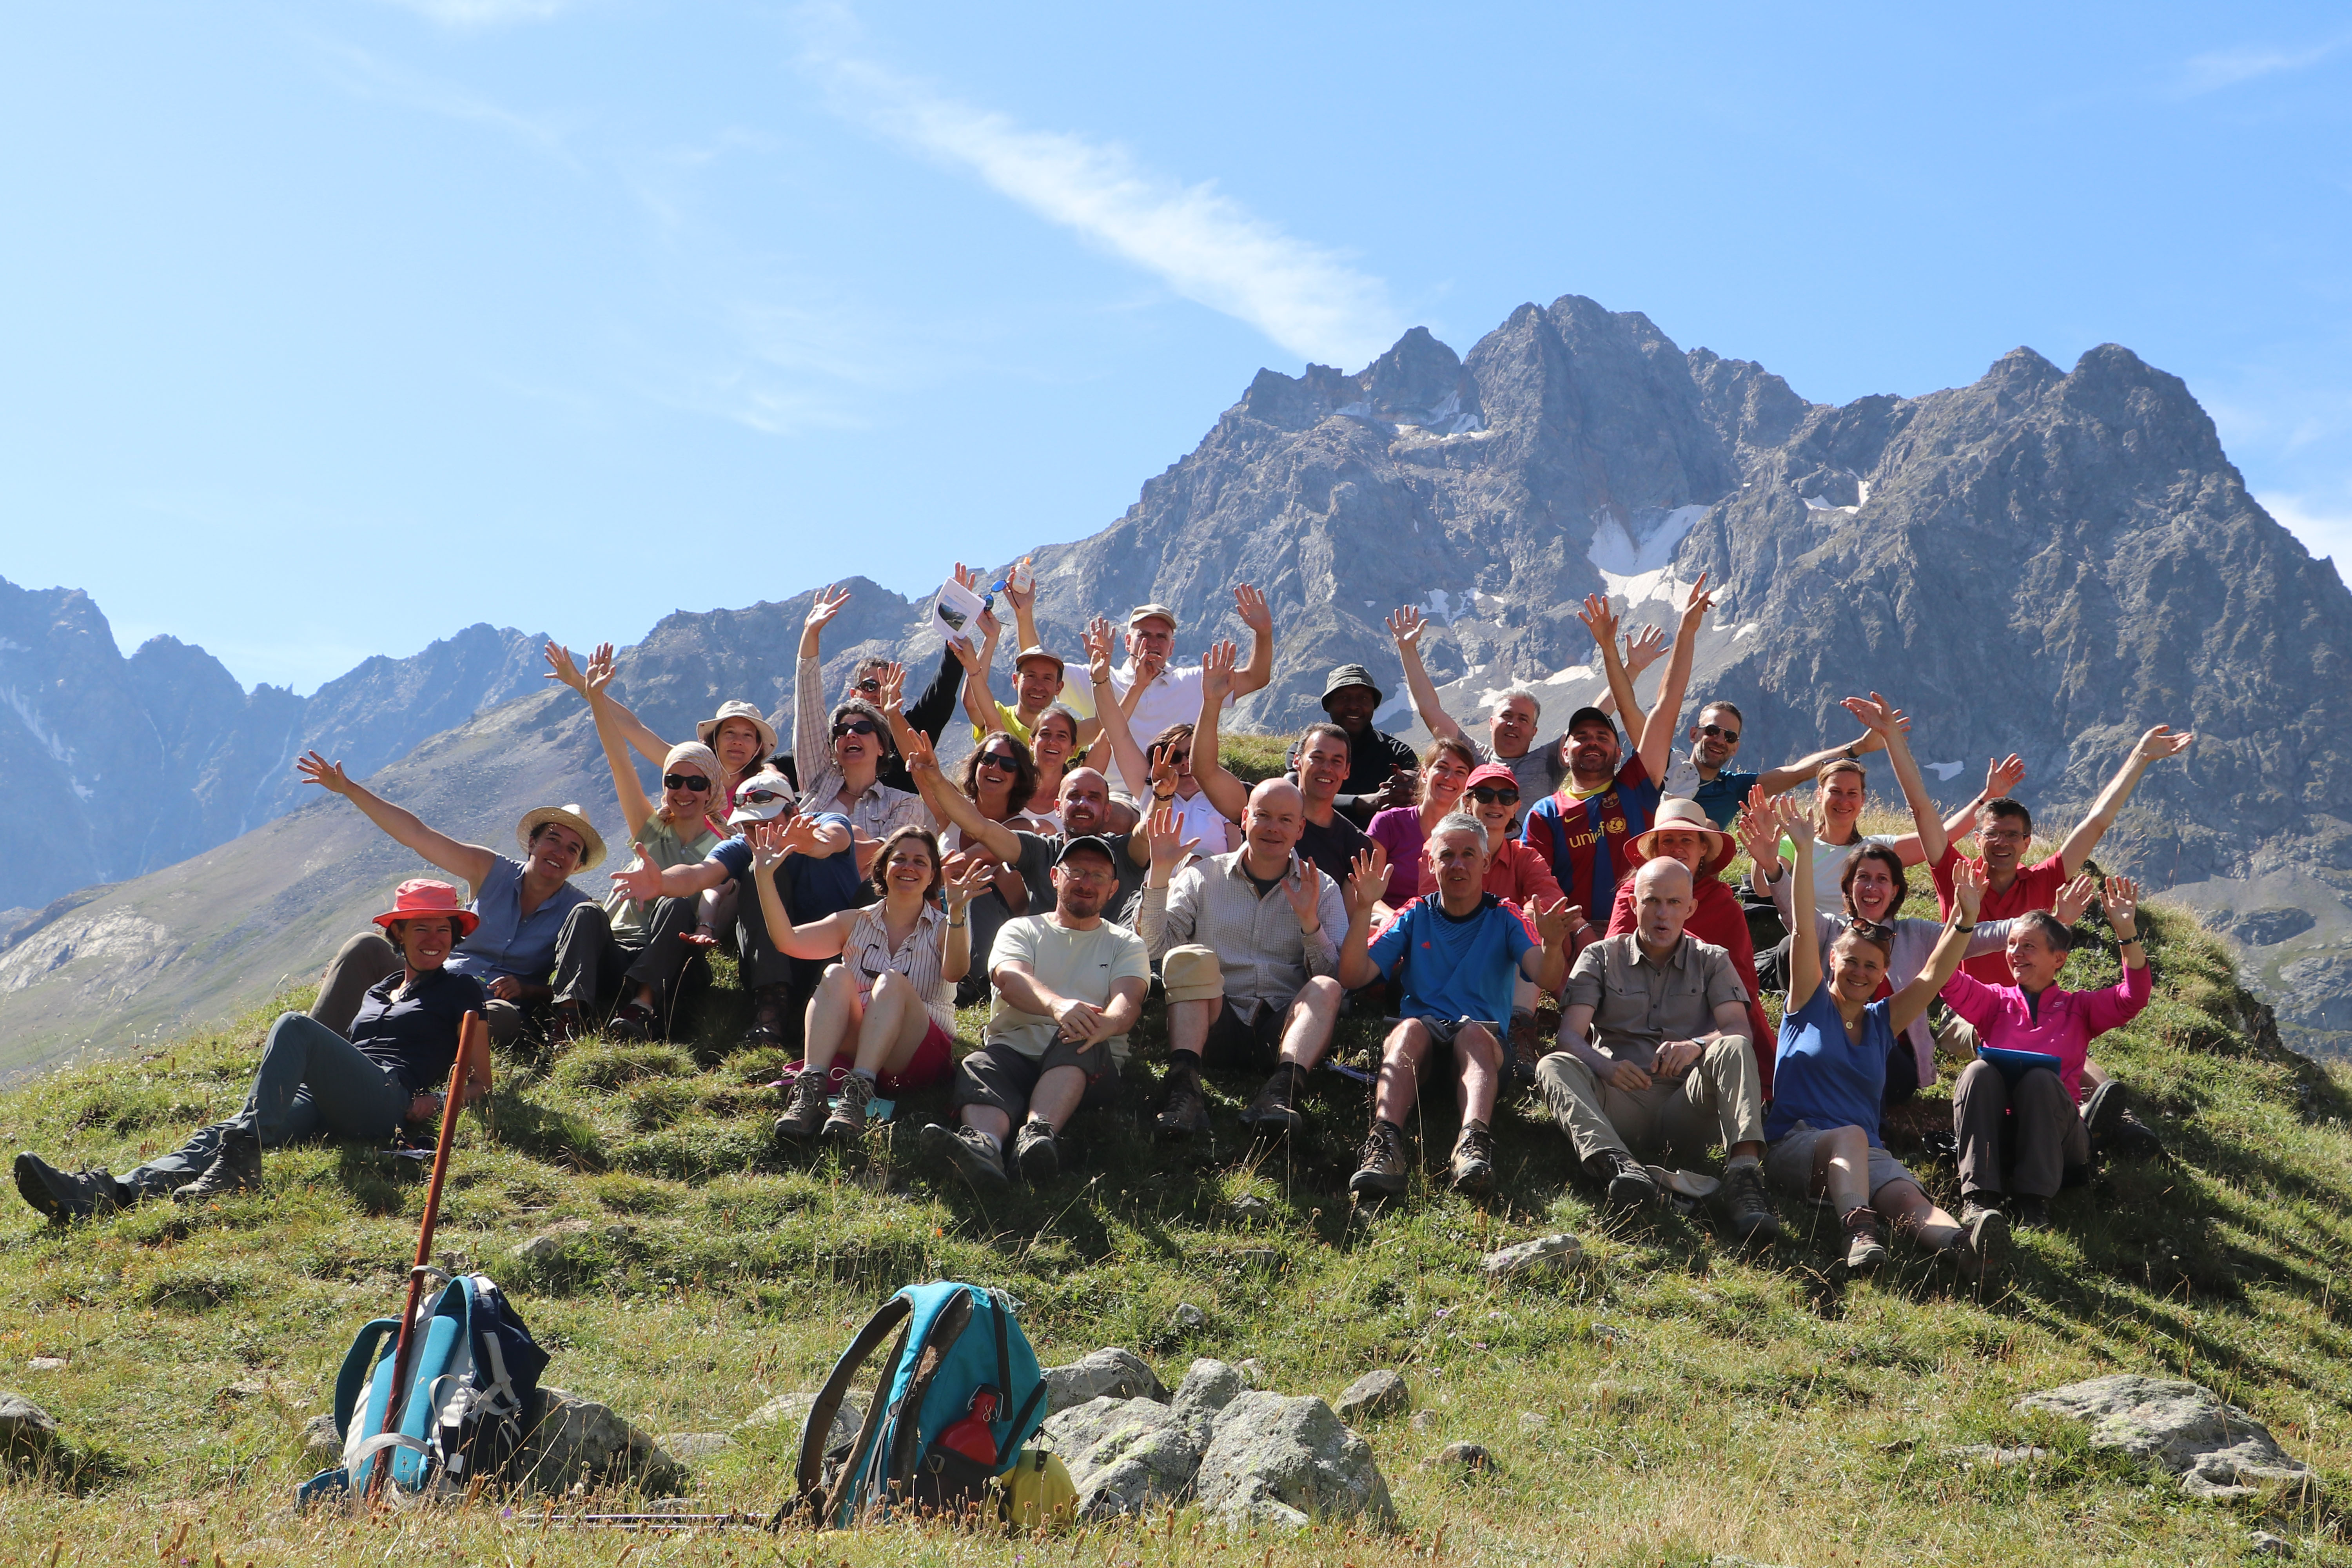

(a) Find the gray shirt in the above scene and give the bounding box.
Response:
[1136,848,1346,1016]
[1563,932,1751,1073]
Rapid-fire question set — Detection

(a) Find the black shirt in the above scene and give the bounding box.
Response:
[348,966,487,1094]
[1296,809,1376,886]
[1292,726,1418,826]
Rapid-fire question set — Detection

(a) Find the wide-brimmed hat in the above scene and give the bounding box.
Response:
[697,699,778,757]
[1320,663,1383,705]
[1127,603,1179,632]
[517,804,606,872]
[1012,645,1067,676]
[372,878,479,938]
[1633,797,1730,864]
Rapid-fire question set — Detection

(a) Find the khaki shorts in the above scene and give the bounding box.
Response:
[1764,1121,1918,1205]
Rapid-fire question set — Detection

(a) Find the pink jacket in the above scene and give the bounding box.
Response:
[1939,962,2151,1102]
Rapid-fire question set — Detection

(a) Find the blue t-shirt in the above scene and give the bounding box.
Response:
[1366,893,1534,1029]
[709,811,861,934]
[445,855,592,986]
[1767,985,1893,1145]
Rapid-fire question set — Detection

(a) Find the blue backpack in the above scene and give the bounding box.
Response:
[297,1271,550,1507]
[797,1281,1048,1528]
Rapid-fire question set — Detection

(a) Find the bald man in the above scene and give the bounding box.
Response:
[1136,777,1350,1142]
[1538,857,1782,1244]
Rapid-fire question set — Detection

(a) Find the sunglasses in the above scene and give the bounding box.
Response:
[1158,750,1191,766]
[740,788,790,805]
[1468,786,1520,806]
[1844,916,1896,942]
[976,750,1022,770]
[832,719,880,738]
[663,773,712,792]
[1699,723,1741,744]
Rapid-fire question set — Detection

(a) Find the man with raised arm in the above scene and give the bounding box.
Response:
[920,834,1151,1185]
[1107,584,1276,750]
[1188,646,1375,886]
[1658,699,1907,829]
[1137,777,1350,1143]
[1536,855,1783,1245]
[1338,825,1576,1198]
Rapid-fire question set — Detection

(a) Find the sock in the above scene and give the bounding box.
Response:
[1726,1153,1762,1172]
[973,1129,1002,1154]
[850,1067,878,1084]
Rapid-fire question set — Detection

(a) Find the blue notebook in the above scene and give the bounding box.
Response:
[1978,1045,2064,1085]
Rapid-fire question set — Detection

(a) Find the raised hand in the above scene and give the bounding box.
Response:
[1003,559,1034,617]
[1370,765,1418,813]
[942,856,991,914]
[1145,802,1201,875]
[898,730,940,778]
[1280,853,1322,928]
[1985,753,2026,799]
[2103,875,2142,936]
[1532,896,1579,948]
[1576,593,1621,650]
[583,646,617,700]
[1840,692,1900,734]
[1780,793,1815,848]
[974,603,1003,648]
[2052,873,2097,927]
[1386,606,1426,649]
[875,661,907,713]
[612,844,665,900]
[295,751,355,796]
[805,585,851,639]
[946,633,987,677]
[1622,623,1668,676]
[1234,582,1273,638]
[953,562,983,594]
[1082,615,1116,685]
[1147,744,1181,802]
[1200,638,1240,705]
[1677,571,1714,627]
[1947,855,1987,921]
[1733,790,1782,869]
[2136,726,2195,765]
[1345,844,1390,920]
[542,640,588,694]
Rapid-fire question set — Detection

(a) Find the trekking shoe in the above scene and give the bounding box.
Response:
[2098,1091,2163,1159]
[14,1153,125,1221]
[1841,1209,1890,1274]
[1153,1067,1211,1143]
[547,1002,586,1049]
[1450,1120,1495,1195]
[1237,1065,1305,1135]
[822,1073,875,1144]
[1583,1149,1660,1211]
[1348,1120,1411,1200]
[2081,1079,2129,1153]
[172,1129,261,1205]
[1715,1160,1782,1247]
[1013,1118,1061,1182]
[773,1069,831,1141]
[920,1122,1008,1187]
[607,999,658,1043]
[742,983,791,1047]
[2011,1194,2052,1230]
[1950,1202,2009,1281]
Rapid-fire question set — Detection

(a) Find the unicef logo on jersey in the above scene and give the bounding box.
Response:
[1604,818,1626,835]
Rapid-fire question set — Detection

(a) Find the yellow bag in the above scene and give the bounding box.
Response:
[993,1446,1076,1530]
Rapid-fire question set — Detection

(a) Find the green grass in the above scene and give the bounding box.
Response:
[2,829,2350,1565]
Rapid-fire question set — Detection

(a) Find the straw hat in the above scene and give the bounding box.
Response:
[516,804,607,872]
[1632,797,1730,865]
[697,699,779,757]
[371,878,479,938]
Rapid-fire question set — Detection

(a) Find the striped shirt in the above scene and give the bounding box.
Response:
[842,900,958,1034]
[793,653,933,841]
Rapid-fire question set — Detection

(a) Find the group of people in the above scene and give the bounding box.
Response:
[13,561,2194,1286]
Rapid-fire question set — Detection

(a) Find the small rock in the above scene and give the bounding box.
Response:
[2250,1530,2295,1559]
[514,1385,685,1495]
[1040,1396,1200,1519]
[301,1412,342,1463]
[1192,1391,1396,1532]
[0,1391,60,1460]
[510,1234,563,1262]
[1334,1370,1409,1423]
[738,1392,862,1450]
[1231,1194,1272,1220]
[1171,1303,1207,1331]
[1948,1444,2048,1467]
[1591,1322,1631,1347]
[2016,1375,2314,1501]
[1479,1232,1580,1279]
[1517,1410,1548,1433]
[1042,1348,1169,1412]
[25,1358,66,1373]
[1171,1359,1247,1447]
[654,1432,735,1463]
[1410,1410,1440,1433]
[1432,1440,1491,1472]
[1236,1359,1269,1387]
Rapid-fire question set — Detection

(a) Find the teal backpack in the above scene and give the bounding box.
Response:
[797,1281,1048,1528]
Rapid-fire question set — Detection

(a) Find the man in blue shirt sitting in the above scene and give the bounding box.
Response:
[1336,815,1574,1197]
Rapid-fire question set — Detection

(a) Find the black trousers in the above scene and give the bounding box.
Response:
[552,898,705,1034]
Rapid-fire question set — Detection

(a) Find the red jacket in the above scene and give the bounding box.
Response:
[1605,846,1777,1096]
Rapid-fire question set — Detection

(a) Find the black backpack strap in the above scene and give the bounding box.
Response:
[1004,1376,1049,1457]
[881,1287,974,1512]
[798,1294,913,1522]
[989,1290,1013,1415]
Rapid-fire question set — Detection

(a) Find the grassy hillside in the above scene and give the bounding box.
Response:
[2,820,2348,1566]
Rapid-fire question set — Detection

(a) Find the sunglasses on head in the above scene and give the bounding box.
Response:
[1468,786,1520,806]
[740,788,789,805]
[977,750,1022,770]
[1699,722,1741,743]
[663,773,712,792]
[1845,916,1895,941]
[832,719,879,738]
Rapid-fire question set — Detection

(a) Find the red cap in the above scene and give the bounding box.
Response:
[1463,763,1522,793]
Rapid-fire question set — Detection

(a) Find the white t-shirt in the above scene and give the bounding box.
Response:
[1779,832,1905,906]
[984,914,1152,1063]
[1162,788,1233,858]
[1110,663,1235,750]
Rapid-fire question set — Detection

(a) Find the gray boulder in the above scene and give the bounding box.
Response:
[1479,1234,1581,1279]
[1042,1348,1168,1412]
[1335,1370,1409,1423]
[737,1391,862,1452]
[301,1412,342,1464]
[1192,1391,1396,1532]
[2016,1376,2314,1501]
[1039,1396,1200,1519]
[0,1391,60,1461]
[515,1385,685,1495]
[656,1432,736,1464]
[1171,1359,1247,1446]
[1432,1441,1491,1473]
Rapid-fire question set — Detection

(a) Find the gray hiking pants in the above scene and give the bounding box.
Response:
[1536,1038,1767,1165]
[1953,1058,2090,1200]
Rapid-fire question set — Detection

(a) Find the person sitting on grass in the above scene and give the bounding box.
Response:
[1457,762,1587,1083]
[295,753,600,1048]
[1942,874,2153,1231]
[1183,654,1376,886]
[794,586,934,856]
[1365,736,1478,915]
[1136,784,1349,1144]
[13,880,486,1220]
[1311,662,1419,826]
[1017,704,1085,834]
[920,836,1151,1187]
[935,728,1043,1006]
[1535,857,1782,1245]
[1770,811,2000,1278]
[758,825,989,1145]
[1338,825,1576,1198]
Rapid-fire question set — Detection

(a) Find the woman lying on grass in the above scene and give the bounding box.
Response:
[1766,799,2002,1279]
[757,823,989,1147]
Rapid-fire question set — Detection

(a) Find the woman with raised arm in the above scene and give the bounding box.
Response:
[760,822,982,1146]
[938,718,1044,1006]
[1017,704,1083,833]
[1771,810,2001,1279]
[794,586,932,866]
[546,641,776,808]
[1364,736,1478,914]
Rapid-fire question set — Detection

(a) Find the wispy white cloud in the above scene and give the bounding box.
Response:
[377,0,576,30]
[804,45,1401,368]
[2258,492,2352,570]
[314,39,579,168]
[2180,32,2352,94]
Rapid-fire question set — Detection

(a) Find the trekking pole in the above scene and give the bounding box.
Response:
[365,1011,492,1500]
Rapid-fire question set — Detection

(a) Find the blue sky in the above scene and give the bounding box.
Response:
[4,2,2348,693]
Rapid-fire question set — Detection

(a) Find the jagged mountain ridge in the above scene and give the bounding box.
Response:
[3,293,2348,1076]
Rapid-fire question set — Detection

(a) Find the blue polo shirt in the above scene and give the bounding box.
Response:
[1366,893,1534,1029]
[1768,985,1892,1145]
[445,856,591,986]
[709,811,861,922]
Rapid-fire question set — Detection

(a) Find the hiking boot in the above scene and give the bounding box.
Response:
[1841,1209,1889,1274]
[607,999,658,1043]
[14,1153,125,1221]
[1153,1066,1211,1143]
[1715,1161,1782,1246]
[742,983,791,1047]
[1013,1118,1061,1182]
[2085,1081,2162,1160]
[921,1122,1007,1187]
[2011,1194,2051,1230]
[547,1001,586,1049]
[2109,1107,2163,1160]
[1237,1065,1304,1136]
[1950,1201,2008,1281]
[773,1069,831,1141]
[172,1129,261,1205]
[822,1073,875,1144]
[1348,1120,1411,1200]
[1583,1149,1660,1211]
[1450,1120,1495,1195]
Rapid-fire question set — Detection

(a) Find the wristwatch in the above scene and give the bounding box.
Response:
[1843,744,1859,760]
